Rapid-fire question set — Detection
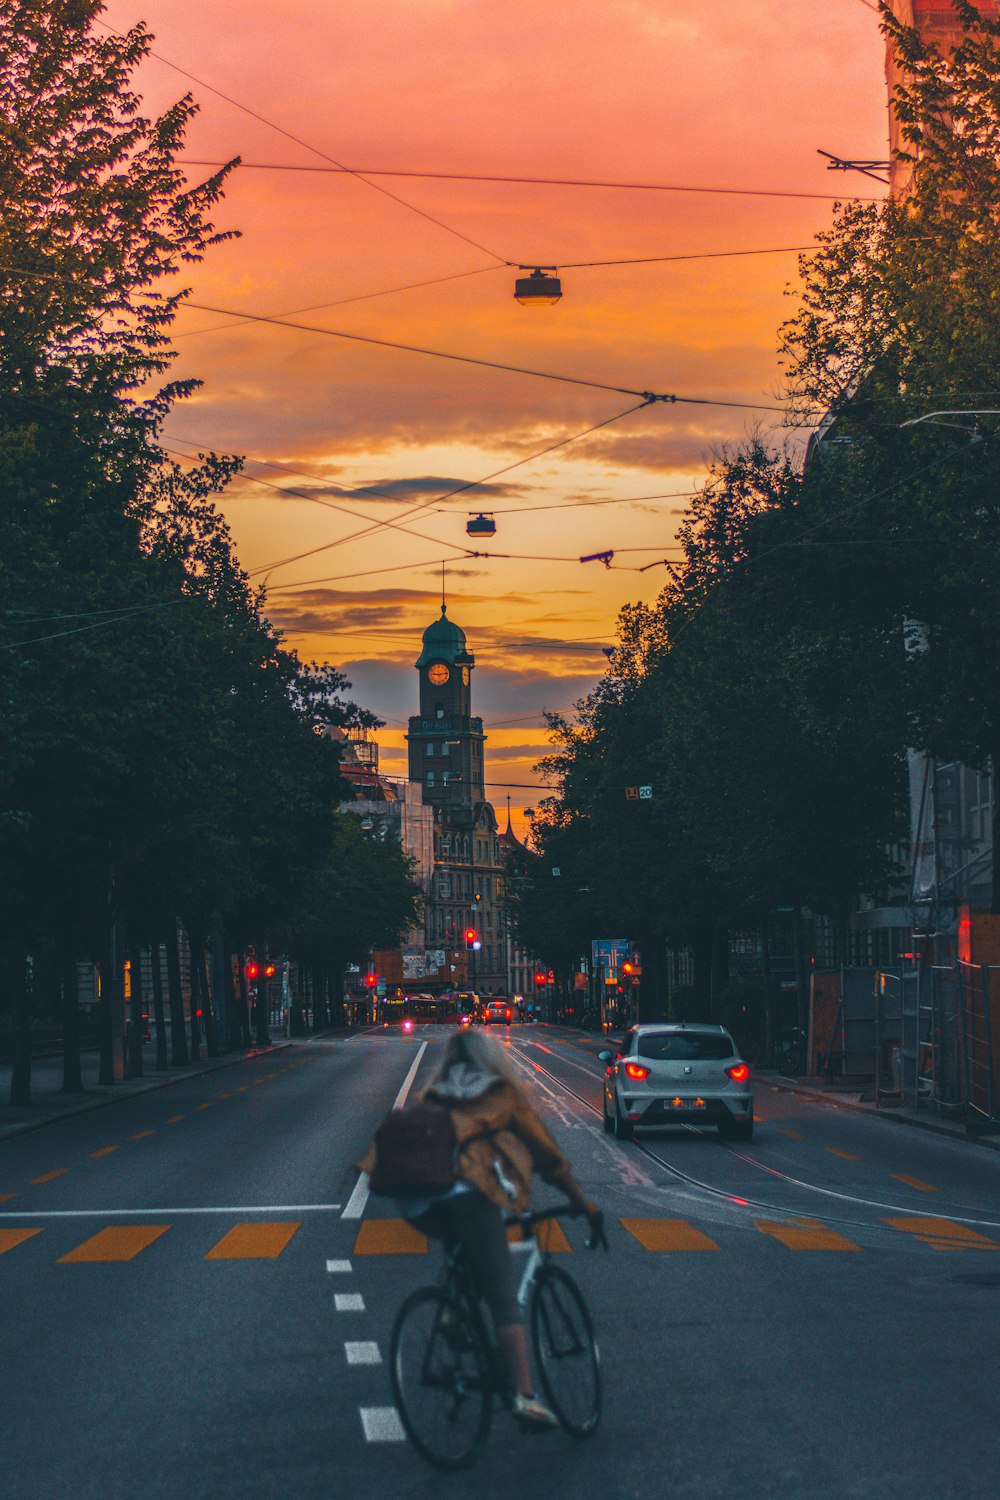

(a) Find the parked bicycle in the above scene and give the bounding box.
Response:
[390,1203,607,1470]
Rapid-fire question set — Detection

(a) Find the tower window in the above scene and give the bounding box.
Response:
[426,743,435,757]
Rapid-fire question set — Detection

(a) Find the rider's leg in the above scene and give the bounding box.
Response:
[496,1323,533,1397]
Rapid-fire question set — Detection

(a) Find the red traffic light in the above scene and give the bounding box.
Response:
[364,973,377,989]
[464,928,477,948]
[534,972,547,986]
[263,963,276,979]
[246,961,260,980]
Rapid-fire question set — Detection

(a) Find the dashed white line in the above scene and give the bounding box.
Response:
[345,1341,382,1366]
[335,1293,366,1312]
[326,1258,353,1273]
[360,1407,406,1443]
[342,1039,429,1221]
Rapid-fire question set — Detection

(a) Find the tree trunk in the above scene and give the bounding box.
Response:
[330,959,345,1028]
[127,944,144,1079]
[187,930,202,1061]
[254,937,270,1047]
[9,947,32,1106]
[61,942,83,1093]
[235,952,251,1048]
[165,927,189,1067]
[223,940,242,1050]
[150,942,168,1071]
[97,933,115,1085]
[197,933,219,1058]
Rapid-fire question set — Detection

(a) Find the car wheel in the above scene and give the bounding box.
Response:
[613,1098,634,1142]
[602,1095,614,1134]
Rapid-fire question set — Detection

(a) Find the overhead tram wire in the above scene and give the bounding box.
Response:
[93,21,515,267]
[258,401,654,582]
[184,298,793,412]
[181,159,884,203]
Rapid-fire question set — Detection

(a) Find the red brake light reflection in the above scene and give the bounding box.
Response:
[727,1062,750,1082]
[624,1062,649,1081]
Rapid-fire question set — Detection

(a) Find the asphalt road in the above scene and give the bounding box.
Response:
[2,1023,999,1499]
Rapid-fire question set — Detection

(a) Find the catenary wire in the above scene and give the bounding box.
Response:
[181,159,884,202]
[92,19,514,265]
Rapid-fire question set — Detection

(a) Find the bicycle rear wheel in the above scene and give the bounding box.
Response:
[530,1265,602,1437]
[390,1288,492,1470]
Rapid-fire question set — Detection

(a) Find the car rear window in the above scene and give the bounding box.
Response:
[637,1032,735,1061]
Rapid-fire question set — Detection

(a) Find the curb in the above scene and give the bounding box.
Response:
[761,1074,1000,1152]
[0,1041,293,1144]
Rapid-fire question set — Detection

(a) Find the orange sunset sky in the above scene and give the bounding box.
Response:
[103,0,890,832]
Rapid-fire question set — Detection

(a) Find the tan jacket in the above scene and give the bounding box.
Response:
[360,1078,588,1214]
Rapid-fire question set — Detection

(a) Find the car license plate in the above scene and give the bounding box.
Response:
[663,1097,706,1110]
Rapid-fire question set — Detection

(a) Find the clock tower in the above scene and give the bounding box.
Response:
[407,604,484,804]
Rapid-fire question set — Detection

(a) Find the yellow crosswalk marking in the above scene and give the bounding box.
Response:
[31,1169,68,1185]
[165,1115,184,1124]
[0,1192,17,1203]
[353,1219,428,1255]
[826,1148,861,1161]
[621,1218,721,1252]
[0,1228,41,1255]
[90,1146,118,1158]
[892,1173,937,1193]
[59,1226,170,1263]
[131,1130,155,1141]
[885,1216,1000,1250]
[205,1222,300,1260]
[507,1220,572,1253]
[195,1103,212,1111]
[781,1129,805,1140]
[755,1217,861,1251]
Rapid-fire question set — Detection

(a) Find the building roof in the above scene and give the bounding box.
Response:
[414,604,472,668]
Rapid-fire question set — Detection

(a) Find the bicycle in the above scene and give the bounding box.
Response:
[389,1203,607,1470]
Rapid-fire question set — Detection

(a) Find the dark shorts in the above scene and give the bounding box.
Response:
[414,1190,521,1329]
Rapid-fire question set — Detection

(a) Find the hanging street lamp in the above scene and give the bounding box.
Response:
[514,266,562,305]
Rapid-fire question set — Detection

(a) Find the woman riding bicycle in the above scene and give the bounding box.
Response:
[360,1028,600,1431]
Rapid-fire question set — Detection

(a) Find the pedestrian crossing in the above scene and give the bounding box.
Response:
[0,1211,997,1264]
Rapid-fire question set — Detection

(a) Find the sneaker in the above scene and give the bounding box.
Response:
[512,1393,559,1432]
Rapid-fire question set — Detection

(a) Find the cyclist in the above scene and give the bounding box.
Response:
[361,1028,600,1432]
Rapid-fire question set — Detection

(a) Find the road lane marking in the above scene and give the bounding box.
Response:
[826,1148,861,1161]
[342,1039,429,1222]
[0,1203,342,1220]
[165,1115,185,1124]
[205,1222,300,1259]
[781,1129,805,1140]
[345,1342,382,1365]
[131,1131,155,1141]
[326,1259,352,1273]
[621,1218,721,1252]
[354,1219,428,1255]
[0,1193,17,1203]
[0,1228,42,1255]
[90,1147,118,1158]
[58,1226,170,1262]
[31,1170,68,1185]
[217,1092,232,1099]
[335,1293,366,1311]
[195,1103,212,1111]
[885,1216,1000,1250]
[754,1217,861,1251]
[360,1407,405,1443]
[892,1173,937,1193]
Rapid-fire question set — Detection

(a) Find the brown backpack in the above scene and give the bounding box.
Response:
[368,1099,459,1199]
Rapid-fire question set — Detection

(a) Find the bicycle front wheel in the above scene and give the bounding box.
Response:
[530,1265,602,1438]
[390,1288,492,1470]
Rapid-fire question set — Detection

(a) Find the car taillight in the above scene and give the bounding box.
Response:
[726,1062,750,1082]
[505,1009,512,1020]
[624,1062,649,1080]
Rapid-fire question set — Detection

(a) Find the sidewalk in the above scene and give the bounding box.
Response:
[0,1038,291,1143]
[758,1069,1000,1152]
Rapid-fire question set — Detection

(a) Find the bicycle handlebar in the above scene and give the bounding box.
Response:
[503,1202,608,1251]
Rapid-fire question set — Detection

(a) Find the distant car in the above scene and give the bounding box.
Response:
[482,999,515,1026]
[600,1022,753,1142]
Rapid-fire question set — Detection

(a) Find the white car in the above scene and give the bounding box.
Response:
[600,1022,754,1142]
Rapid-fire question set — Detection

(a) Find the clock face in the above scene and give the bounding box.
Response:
[461,666,470,685]
[427,662,450,685]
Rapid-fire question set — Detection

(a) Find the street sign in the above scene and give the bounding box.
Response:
[639,785,652,799]
[625,786,638,800]
[376,979,387,997]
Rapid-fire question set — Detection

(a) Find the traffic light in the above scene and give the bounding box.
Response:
[464,928,477,950]
[365,972,377,990]
[263,962,276,979]
[535,971,547,987]
[246,960,260,980]
[622,961,634,976]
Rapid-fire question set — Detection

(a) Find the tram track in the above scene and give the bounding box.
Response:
[509,1037,1000,1237]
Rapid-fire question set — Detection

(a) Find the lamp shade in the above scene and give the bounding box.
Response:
[466,513,497,536]
[514,268,562,305]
